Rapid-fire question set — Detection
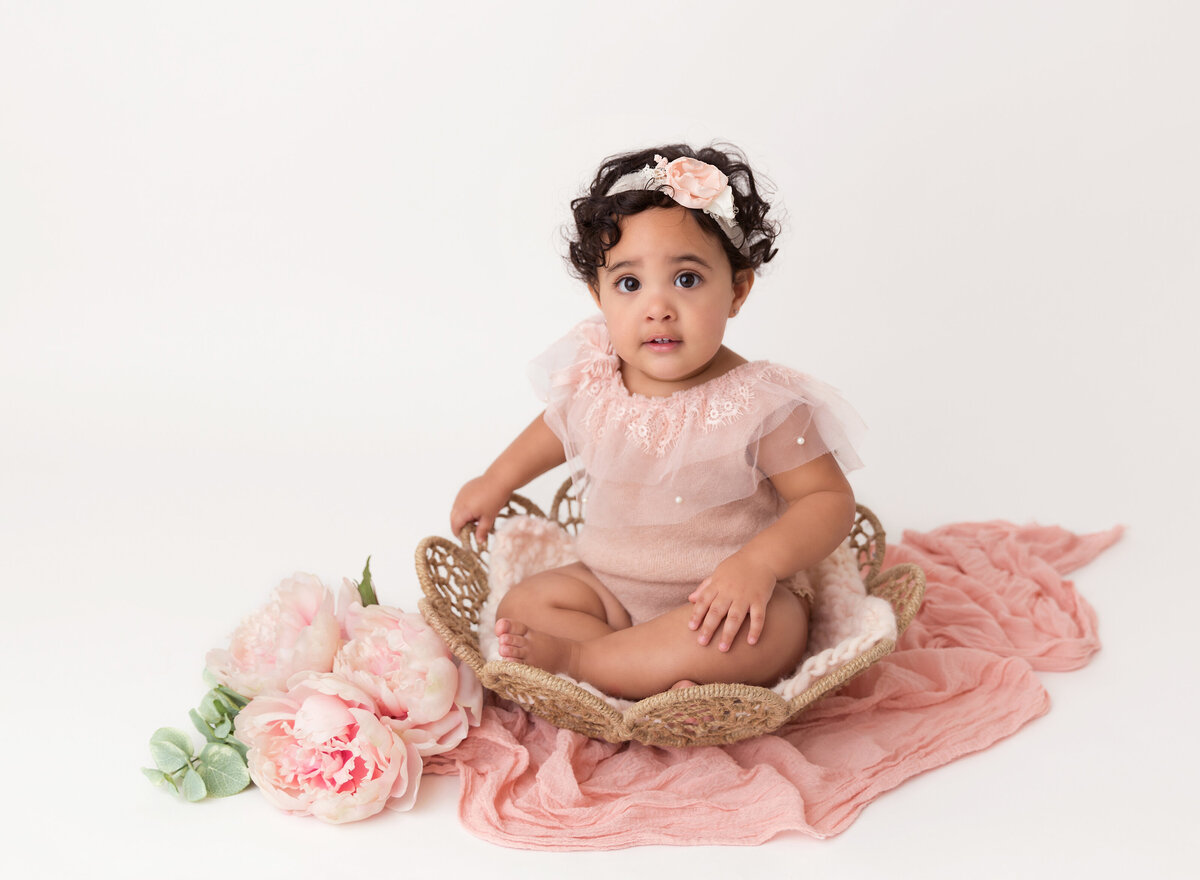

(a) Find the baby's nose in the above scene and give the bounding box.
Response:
[643,286,676,320]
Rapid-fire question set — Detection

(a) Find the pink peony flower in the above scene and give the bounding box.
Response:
[206,573,340,698]
[657,155,729,210]
[334,603,483,756]
[335,576,366,640]
[234,673,422,824]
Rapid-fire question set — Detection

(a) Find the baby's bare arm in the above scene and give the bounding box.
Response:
[739,455,856,580]
[688,453,855,650]
[450,412,566,545]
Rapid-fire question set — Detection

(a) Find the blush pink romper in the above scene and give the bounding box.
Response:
[531,316,866,626]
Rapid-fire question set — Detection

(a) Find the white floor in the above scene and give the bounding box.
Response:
[3,3,1197,877]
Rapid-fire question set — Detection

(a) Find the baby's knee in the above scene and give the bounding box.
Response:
[497,572,607,620]
[496,580,543,620]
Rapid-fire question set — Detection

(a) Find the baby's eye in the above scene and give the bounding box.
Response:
[675,272,701,289]
[616,276,641,293]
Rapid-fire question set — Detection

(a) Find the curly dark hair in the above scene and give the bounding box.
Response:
[566,143,780,287]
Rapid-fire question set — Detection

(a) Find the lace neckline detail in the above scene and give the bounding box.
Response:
[572,318,787,457]
[578,317,767,404]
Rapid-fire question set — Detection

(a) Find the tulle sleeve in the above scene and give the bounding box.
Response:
[748,368,866,481]
[527,315,615,474]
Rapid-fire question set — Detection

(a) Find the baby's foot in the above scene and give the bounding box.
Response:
[495,618,578,676]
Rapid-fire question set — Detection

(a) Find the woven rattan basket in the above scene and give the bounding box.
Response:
[417,479,925,747]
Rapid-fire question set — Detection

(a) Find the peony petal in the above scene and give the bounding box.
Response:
[394,707,470,757]
[295,672,378,709]
[276,572,331,622]
[293,693,354,743]
[289,608,341,677]
[455,663,484,726]
[336,577,366,640]
[383,738,424,814]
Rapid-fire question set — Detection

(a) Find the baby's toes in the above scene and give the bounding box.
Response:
[496,621,530,659]
[495,617,528,638]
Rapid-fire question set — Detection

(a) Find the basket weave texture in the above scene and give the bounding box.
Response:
[416,480,925,747]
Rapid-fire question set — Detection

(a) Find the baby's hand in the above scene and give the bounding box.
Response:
[450,475,511,547]
[687,553,778,652]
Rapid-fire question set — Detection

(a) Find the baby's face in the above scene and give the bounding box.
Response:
[590,207,752,398]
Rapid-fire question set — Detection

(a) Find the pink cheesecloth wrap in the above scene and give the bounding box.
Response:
[425,519,1120,849]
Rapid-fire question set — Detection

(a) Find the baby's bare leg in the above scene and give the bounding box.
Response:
[500,587,809,700]
[496,562,632,643]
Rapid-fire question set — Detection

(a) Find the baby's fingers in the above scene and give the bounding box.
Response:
[696,599,731,647]
[687,578,713,631]
[718,602,749,652]
[746,602,767,647]
[451,499,481,537]
[474,515,494,548]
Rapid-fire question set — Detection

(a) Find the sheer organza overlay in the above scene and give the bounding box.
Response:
[529,315,867,527]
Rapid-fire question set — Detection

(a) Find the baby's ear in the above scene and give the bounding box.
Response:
[731,269,755,313]
[588,282,602,306]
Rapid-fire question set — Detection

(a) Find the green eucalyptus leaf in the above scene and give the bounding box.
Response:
[215,685,250,710]
[181,767,207,802]
[357,555,378,606]
[224,736,248,760]
[202,667,219,689]
[150,727,193,757]
[189,709,219,742]
[214,717,232,739]
[149,740,190,774]
[198,743,251,797]
[141,767,171,788]
[197,692,223,724]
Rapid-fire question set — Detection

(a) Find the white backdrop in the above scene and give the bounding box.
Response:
[2,1,1197,876]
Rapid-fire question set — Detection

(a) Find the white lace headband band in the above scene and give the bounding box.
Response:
[603,154,749,256]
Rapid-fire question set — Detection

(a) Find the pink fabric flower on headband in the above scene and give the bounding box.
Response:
[654,155,729,210]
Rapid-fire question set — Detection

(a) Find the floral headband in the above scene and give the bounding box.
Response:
[604,154,748,255]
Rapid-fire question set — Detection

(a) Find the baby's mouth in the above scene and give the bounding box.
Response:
[644,337,680,350]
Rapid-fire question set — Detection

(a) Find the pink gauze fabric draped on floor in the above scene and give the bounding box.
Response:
[424,520,1122,849]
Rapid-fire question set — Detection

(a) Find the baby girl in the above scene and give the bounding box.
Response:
[451,144,864,700]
